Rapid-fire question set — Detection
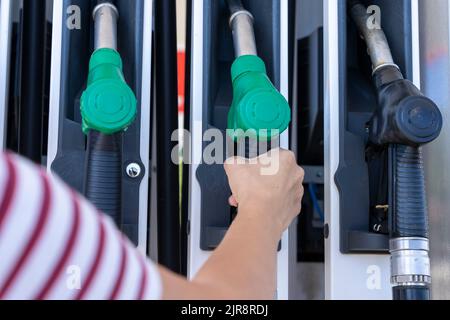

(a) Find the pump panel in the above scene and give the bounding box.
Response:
[335,0,416,254]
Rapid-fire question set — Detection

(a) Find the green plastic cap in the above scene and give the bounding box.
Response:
[228,55,291,141]
[81,48,137,134]
[235,87,291,138]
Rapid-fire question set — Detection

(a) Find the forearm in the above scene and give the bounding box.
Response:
[160,151,303,300]
[161,204,281,300]
[195,208,280,299]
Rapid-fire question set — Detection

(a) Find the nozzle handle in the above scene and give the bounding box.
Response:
[370,66,443,147]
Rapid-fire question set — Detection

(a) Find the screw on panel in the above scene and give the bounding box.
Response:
[126,163,142,178]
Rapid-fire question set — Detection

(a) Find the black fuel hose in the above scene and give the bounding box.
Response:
[393,286,431,300]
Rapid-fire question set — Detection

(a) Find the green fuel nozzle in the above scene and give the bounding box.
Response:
[228,55,291,141]
[226,1,290,142]
[80,3,136,135]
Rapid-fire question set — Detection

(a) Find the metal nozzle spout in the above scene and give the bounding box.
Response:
[93,3,119,51]
[227,0,257,57]
[348,1,397,72]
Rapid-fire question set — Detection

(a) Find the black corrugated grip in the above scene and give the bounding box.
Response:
[85,131,122,225]
[391,145,429,238]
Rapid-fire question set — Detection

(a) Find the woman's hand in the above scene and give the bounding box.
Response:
[161,149,305,300]
[224,149,304,238]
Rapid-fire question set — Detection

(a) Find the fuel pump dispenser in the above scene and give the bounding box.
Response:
[187,0,291,298]
[323,0,438,300]
[48,0,153,252]
[348,0,442,300]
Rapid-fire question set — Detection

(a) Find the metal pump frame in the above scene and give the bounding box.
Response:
[0,0,13,149]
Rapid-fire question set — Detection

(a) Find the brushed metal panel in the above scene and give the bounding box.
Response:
[419,0,450,300]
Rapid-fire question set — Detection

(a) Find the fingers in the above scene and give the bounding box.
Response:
[294,166,305,186]
[293,184,304,214]
[284,149,297,165]
[228,195,238,207]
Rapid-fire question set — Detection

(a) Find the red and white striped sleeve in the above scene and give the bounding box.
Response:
[0,152,162,300]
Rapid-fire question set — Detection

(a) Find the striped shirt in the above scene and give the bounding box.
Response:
[0,152,162,300]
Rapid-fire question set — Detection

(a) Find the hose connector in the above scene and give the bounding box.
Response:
[390,237,431,287]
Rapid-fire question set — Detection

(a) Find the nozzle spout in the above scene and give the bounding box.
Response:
[93,2,119,51]
[227,0,257,57]
[348,1,397,73]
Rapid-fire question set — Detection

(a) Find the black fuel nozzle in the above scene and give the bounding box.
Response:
[348,0,443,300]
[371,66,441,300]
[368,65,442,302]
[369,65,443,147]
